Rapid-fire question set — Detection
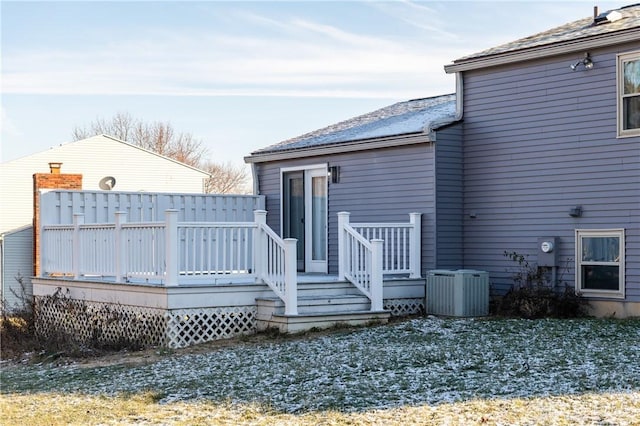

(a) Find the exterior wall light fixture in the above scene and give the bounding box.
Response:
[328,166,340,183]
[569,206,583,218]
[571,53,593,71]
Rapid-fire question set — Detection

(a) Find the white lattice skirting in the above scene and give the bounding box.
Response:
[34,295,421,349]
[35,296,257,349]
[165,307,256,348]
[384,298,425,317]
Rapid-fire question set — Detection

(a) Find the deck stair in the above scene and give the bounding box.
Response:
[256,279,391,333]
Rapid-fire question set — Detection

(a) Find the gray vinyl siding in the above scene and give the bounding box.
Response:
[435,124,464,269]
[255,143,436,275]
[461,43,640,299]
[1,227,33,311]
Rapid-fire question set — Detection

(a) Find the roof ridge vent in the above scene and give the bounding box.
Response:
[593,7,623,25]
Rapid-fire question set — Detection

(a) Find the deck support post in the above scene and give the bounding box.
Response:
[371,239,384,311]
[165,210,179,286]
[114,212,127,284]
[409,212,422,278]
[283,238,298,316]
[72,213,84,280]
[337,211,350,280]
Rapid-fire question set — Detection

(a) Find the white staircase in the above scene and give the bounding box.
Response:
[256,280,391,333]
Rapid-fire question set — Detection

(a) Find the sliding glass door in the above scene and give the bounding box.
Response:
[282,167,327,273]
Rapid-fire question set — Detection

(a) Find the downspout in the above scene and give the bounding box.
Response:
[250,163,259,195]
[455,71,464,120]
[426,72,464,138]
[456,71,465,270]
[430,72,464,270]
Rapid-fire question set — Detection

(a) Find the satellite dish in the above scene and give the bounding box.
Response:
[99,176,116,190]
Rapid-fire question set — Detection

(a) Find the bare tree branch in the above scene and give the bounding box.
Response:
[72,113,208,167]
[204,162,250,194]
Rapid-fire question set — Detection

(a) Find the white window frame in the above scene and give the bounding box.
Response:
[575,229,625,299]
[617,50,640,138]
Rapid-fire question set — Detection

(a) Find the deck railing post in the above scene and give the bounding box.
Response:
[114,211,127,283]
[165,209,179,286]
[72,213,84,280]
[409,212,422,279]
[337,212,350,280]
[253,210,267,282]
[371,239,384,311]
[283,238,298,316]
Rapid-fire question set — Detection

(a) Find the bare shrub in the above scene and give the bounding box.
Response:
[2,279,145,361]
[494,251,588,319]
[1,274,38,359]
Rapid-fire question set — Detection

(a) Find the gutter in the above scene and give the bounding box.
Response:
[244,133,431,164]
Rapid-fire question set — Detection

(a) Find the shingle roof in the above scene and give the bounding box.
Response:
[251,94,457,155]
[452,3,640,64]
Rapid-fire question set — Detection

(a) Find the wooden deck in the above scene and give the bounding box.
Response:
[32,275,426,347]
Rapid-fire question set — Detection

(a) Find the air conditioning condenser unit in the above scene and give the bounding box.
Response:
[426,269,489,317]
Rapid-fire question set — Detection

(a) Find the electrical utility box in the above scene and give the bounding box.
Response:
[537,237,558,267]
[426,270,489,317]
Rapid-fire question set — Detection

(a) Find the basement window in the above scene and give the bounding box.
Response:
[576,229,625,299]
[617,51,640,137]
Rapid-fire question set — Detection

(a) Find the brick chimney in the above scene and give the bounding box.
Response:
[33,163,83,276]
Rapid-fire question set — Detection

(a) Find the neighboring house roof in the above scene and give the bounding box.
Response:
[446,3,640,73]
[246,94,457,163]
[8,134,210,176]
[0,225,32,239]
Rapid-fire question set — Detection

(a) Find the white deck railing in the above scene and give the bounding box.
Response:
[41,209,298,314]
[254,211,298,315]
[338,221,384,311]
[350,213,422,278]
[338,212,421,311]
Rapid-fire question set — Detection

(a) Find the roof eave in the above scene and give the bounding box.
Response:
[444,28,640,73]
[245,132,431,164]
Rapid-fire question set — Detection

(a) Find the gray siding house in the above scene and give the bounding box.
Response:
[246,94,459,277]
[246,4,640,317]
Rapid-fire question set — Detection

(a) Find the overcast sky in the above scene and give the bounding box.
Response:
[0,1,622,167]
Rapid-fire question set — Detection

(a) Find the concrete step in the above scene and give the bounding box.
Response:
[255,276,397,334]
[256,294,371,316]
[256,309,391,333]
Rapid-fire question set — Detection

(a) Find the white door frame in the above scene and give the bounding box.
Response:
[280,164,328,273]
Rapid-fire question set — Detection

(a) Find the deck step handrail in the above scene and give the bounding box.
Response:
[338,215,383,312]
[338,211,422,312]
[253,210,298,315]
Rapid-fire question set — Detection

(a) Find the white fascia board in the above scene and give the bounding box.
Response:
[444,30,640,73]
[244,133,430,164]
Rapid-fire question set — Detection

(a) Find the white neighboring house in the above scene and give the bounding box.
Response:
[0,134,211,311]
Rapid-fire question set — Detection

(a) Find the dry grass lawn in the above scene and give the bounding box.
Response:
[2,317,639,425]
[1,391,639,425]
